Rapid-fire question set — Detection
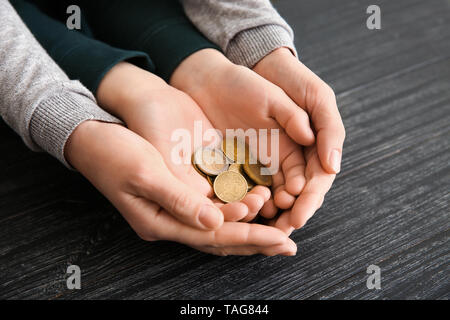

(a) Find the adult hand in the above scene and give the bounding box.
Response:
[253,48,346,174]
[268,145,336,234]
[65,120,297,256]
[171,49,316,219]
[253,48,346,231]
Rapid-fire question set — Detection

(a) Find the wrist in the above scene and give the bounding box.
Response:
[64,120,104,170]
[96,62,169,117]
[170,48,234,95]
[253,47,299,91]
[253,47,294,75]
[268,47,296,60]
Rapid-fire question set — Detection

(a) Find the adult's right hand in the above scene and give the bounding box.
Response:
[65,120,297,256]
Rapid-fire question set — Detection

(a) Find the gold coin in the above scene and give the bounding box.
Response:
[213,171,248,203]
[191,154,207,178]
[243,161,273,187]
[229,163,256,190]
[228,163,243,173]
[206,175,214,187]
[222,137,248,164]
[193,147,228,176]
[245,175,256,190]
[222,137,236,162]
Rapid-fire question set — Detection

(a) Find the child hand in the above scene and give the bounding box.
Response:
[96,62,271,223]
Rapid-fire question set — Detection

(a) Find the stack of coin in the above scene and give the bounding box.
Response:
[191,138,273,203]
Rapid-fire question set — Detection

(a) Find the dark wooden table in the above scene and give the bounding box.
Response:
[1,0,449,299]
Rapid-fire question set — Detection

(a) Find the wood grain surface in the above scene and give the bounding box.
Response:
[0,0,449,299]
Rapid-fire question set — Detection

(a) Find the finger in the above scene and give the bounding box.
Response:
[262,238,297,256]
[290,150,336,229]
[129,197,289,248]
[212,200,225,208]
[220,201,248,221]
[273,210,295,236]
[114,193,162,241]
[210,222,288,247]
[298,70,345,174]
[240,194,264,222]
[213,185,270,222]
[239,194,263,222]
[239,186,270,222]
[281,147,306,196]
[260,197,278,219]
[274,186,296,210]
[137,172,224,231]
[271,168,284,192]
[193,238,297,256]
[313,93,346,174]
[272,170,295,209]
[268,87,315,146]
[249,185,271,202]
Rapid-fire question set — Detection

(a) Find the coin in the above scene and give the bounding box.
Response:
[228,163,243,173]
[222,137,248,164]
[243,161,273,187]
[228,163,255,190]
[221,137,236,162]
[245,175,256,191]
[213,171,248,203]
[193,141,273,203]
[191,154,207,178]
[206,175,214,187]
[193,147,229,176]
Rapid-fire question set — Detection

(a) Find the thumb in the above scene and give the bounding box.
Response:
[268,86,315,146]
[138,171,224,231]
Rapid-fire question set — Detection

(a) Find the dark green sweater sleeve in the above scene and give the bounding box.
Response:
[11,0,155,94]
[12,0,219,87]
[79,0,221,81]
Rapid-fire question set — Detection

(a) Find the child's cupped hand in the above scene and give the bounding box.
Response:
[96,62,272,224]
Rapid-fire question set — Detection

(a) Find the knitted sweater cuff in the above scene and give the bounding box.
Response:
[30,90,122,168]
[226,24,297,68]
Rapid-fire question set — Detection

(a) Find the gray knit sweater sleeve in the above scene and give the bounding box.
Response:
[0,0,121,167]
[181,0,297,68]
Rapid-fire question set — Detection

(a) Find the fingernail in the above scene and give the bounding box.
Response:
[281,240,297,256]
[199,204,223,229]
[281,251,296,256]
[329,149,341,173]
